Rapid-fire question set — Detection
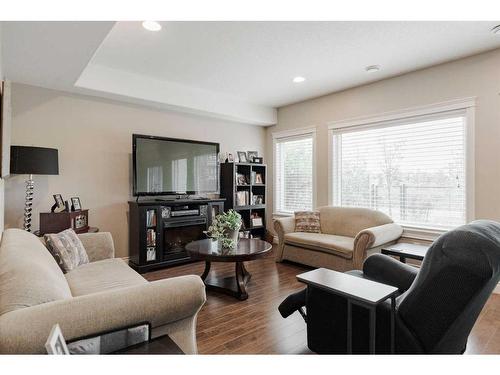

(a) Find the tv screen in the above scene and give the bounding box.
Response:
[133,135,219,196]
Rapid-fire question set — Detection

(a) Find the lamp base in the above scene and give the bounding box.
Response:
[24,174,34,232]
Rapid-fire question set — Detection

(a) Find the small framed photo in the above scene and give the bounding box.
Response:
[247,151,258,162]
[252,156,264,164]
[53,194,65,209]
[227,153,234,162]
[255,173,263,184]
[71,197,82,211]
[45,324,70,355]
[237,151,248,163]
[218,151,228,163]
[236,173,248,185]
[252,217,263,227]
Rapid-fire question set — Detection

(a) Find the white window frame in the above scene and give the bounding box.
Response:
[272,127,317,217]
[327,97,475,240]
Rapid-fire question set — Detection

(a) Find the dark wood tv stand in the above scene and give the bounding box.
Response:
[128,198,225,273]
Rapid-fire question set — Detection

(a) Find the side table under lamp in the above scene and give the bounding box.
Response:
[10,145,59,232]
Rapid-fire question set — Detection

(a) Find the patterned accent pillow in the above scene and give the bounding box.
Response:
[44,229,90,273]
[294,211,321,233]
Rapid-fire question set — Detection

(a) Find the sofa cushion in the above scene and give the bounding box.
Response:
[44,229,89,273]
[284,232,354,259]
[294,211,321,233]
[0,229,72,315]
[65,258,147,297]
[318,206,393,237]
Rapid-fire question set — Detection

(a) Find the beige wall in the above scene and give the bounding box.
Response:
[5,83,267,257]
[266,48,500,233]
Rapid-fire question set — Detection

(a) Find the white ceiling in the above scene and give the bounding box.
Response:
[3,21,500,125]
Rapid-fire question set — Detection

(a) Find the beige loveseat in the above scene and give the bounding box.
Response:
[274,206,403,271]
[0,229,206,354]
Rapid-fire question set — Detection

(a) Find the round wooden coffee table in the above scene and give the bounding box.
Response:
[185,238,272,300]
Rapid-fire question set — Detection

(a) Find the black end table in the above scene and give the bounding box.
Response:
[297,268,398,354]
[381,243,429,263]
[113,335,184,354]
[185,238,272,300]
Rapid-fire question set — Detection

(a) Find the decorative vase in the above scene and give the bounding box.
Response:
[224,223,241,244]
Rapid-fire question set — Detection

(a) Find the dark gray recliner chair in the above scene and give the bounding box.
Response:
[279,220,500,354]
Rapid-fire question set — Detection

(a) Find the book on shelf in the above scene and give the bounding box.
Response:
[146,229,156,247]
[146,247,156,261]
[146,210,157,227]
[236,190,249,206]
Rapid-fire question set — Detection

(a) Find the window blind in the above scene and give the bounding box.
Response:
[332,110,466,229]
[275,134,314,214]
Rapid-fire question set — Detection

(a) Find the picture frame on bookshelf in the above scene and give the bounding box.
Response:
[251,213,263,227]
[252,157,263,164]
[255,173,263,184]
[247,151,258,162]
[236,173,248,185]
[252,194,264,205]
[228,153,234,162]
[237,151,248,163]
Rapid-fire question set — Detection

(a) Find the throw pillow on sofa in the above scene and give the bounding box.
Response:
[44,229,90,273]
[294,211,321,233]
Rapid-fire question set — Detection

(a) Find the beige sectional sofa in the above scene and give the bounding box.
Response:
[0,229,206,354]
[274,206,403,271]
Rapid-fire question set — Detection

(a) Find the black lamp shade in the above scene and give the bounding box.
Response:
[10,146,59,175]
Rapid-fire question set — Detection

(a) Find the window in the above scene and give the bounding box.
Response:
[274,129,315,214]
[331,110,469,230]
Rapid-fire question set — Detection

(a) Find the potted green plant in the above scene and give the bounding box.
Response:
[205,209,242,248]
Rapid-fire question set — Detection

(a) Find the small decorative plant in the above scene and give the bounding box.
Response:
[205,209,242,248]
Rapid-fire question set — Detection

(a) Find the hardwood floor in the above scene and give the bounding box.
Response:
[143,248,500,354]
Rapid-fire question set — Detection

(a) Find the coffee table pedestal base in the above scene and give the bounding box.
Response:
[201,261,251,300]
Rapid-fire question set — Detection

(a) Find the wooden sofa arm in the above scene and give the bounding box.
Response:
[273,217,296,262]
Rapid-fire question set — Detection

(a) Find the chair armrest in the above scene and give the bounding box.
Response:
[363,253,418,292]
[0,275,206,354]
[78,232,115,262]
[273,217,296,262]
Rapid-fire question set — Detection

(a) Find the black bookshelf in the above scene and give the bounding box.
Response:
[220,162,267,239]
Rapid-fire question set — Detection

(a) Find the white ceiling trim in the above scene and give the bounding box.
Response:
[75,63,276,126]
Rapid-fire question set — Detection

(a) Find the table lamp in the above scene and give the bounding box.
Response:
[10,145,59,232]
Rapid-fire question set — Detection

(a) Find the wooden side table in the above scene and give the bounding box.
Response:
[297,268,398,354]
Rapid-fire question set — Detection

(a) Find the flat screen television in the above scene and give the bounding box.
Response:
[133,134,219,196]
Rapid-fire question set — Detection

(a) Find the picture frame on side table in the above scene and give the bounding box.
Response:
[45,324,70,355]
[71,197,82,211]
[51,194,66,213]
[227,153,234,162]
[237,151,248,163]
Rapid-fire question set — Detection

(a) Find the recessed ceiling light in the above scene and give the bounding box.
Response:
[365,65,380,73]
[142,21,162,32]
[492,25,500,34]
[293,76,306,83]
